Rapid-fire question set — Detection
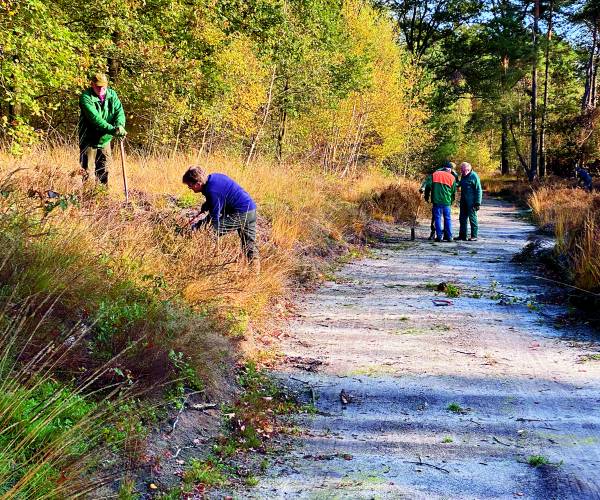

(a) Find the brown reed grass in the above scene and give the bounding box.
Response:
[529,186,600,291]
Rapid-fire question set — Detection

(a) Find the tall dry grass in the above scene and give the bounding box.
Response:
[529,186,600,291]
[0,144,422,494]
[0,292,140,498]
[0,145,417,377]
[358,178,424,226]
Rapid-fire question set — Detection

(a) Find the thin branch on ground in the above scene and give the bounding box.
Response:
[405,460,450,474]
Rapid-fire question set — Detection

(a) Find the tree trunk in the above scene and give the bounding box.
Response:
[276,109,287,163]
[539,0,553,178]
[245,66,276,167]
[592,55,599,107]
[529,0,540,182]
[582,25,598,111]
[500,53,510,175]
[510,120,531,177]
[108,31,120,82]
[501,113,510,175]
[8,54,22,123]
[275,78,289,163]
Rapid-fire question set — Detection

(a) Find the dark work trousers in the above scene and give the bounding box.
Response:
[217,209,258,261]
[459,201,478,239]
[80,145,112,184]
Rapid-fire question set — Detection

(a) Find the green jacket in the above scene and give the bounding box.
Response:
[424,168,457,206]
[422,167,458,201]
[459,171,482,206]
[78,88,125,149]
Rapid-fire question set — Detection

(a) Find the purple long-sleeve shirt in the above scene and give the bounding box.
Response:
[200,173,256,228]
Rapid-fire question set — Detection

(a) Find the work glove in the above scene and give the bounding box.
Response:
[474,203,480,211]
[115,126,127,138]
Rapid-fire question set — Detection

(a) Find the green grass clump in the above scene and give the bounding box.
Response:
[183,458,228,489]
[0,380,96,497]
[176,191,200,208]
[444,283,461,298]
[580,353,600,362]
[527,455,550,467]
[442,436,453,443]
[447,402,464,413]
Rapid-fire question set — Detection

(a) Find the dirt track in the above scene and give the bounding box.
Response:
[235,198,600,499]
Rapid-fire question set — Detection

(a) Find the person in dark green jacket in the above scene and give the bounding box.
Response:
[455,162,483,241]
[78,73,126,185]
[423,161,457,242]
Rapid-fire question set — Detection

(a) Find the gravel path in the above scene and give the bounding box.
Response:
[239,198,600,499]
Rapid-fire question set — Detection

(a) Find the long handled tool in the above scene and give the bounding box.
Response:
[119,138,129,203]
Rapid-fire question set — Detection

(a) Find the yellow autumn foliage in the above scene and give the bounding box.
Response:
[288,0,431,174]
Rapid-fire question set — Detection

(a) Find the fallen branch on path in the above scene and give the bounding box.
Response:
[453,349,476,356]
[170,404,186,433]
[533,275,600,297]
[492,436,512,447]
[405,460,450,474]
[189,403,217,411]
[169,390,205,433]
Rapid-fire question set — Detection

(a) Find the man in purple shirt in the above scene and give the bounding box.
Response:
[182,166,258,263]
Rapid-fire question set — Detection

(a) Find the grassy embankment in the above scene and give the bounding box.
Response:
[483,174,600,294]
[0,145,421,495]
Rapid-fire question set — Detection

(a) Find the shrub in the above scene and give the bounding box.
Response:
[359,178,424,226]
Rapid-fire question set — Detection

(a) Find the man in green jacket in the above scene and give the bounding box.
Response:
[455,161,483,241]
[421,162,458,240]
[423,161,457,242]
[78,73,126,185]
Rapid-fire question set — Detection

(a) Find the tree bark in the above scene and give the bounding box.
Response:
[275,78,289,163]
[529,0,540,182]
[501,113,510,175]
[500,52,510,176]
[108,31,120,82]
[592,54,599,107]
[539,0,553,178]
[582,25,598,111]
[7,54,22,123]
[509,120,530,177]
[276,109,287,164]
[245,66,277,167]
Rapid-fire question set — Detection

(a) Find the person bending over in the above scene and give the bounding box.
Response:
[182,166,259,264]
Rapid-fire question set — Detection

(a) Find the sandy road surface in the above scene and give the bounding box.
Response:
[234,198,600,499]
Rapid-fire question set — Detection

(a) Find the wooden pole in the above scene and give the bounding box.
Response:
[119,139,129,203]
